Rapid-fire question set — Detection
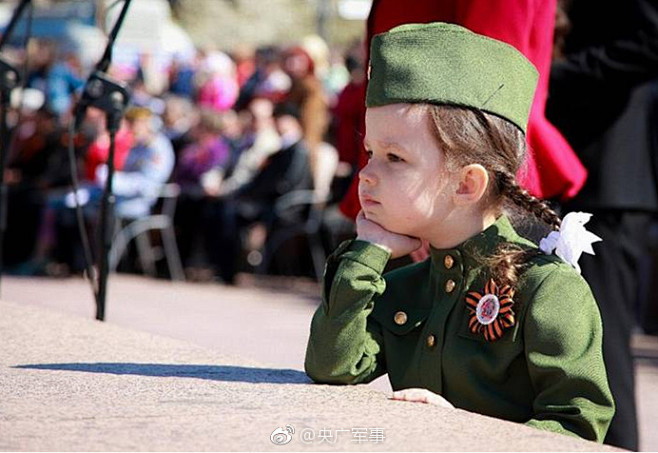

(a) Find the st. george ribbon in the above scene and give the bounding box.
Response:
[74,0,133,321]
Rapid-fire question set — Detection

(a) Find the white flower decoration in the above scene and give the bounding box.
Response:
[539,212,602,274]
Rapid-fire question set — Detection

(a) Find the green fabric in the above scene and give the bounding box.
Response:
[305,215,614,442]
[366,22,539,134]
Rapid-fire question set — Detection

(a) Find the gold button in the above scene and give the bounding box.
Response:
[394,311,408,326]
[426,334,436,348]
[444,255,454,269]
[445,279,456,293]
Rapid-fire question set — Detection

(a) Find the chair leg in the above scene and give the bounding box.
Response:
[256,228,300,275]
[135,231,157,278]
[109,219,130,273]
[161,225,185,281]
[308,233,326,281]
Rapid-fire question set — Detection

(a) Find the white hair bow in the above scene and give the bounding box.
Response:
[538,212,602,274]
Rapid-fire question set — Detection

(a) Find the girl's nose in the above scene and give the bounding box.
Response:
[359,162,377,185]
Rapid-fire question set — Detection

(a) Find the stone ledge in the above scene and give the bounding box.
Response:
[0,301,621,451]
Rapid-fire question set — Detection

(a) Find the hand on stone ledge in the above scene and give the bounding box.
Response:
[390,388,454,408]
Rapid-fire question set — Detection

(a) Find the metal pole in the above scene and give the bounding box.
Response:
[95,125,116,321]
[0,0,30,295]
[0,89,10,295]
[0,0,31,52]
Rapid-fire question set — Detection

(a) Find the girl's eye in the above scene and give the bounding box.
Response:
[387,153,404,163]
[365,149,373,160]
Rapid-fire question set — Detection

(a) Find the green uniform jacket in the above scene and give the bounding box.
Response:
[305,216,614,442]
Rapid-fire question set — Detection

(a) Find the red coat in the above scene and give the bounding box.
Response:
[84,127,133,182]
[333,80,366,167]
[339,0,587,220]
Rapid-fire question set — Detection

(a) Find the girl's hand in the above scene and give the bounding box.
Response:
[390,388,454,408]
[356,211,422,259]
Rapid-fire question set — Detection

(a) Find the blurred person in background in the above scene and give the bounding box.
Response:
[30,107,174,275]
[102,106,175,220]
[27,40,83,122]
[162,94,198,158]
[196,50,239,113]
[3,90,61,270]
[322,48,350,106]
[232,44,256,88]
[338,0,586,225]
[546,0,658,448]
[83,110,133,183]
[173,109,236,271]
[283,46,329,176]
[175,109,233,196]
[201,102,311,283]
[203,97,281,198]
[332,46,366,201]
[235,46,291,110]
[134,52,169,97]
[168,53,198,100]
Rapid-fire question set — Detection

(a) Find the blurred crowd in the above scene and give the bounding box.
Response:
[2,0,656,450]
[2,36,366,283]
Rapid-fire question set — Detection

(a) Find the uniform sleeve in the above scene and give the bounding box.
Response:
[523,266,615,442]
[304,240,389,385]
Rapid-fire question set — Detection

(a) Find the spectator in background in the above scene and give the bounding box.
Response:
[3,92,60,269]
[174,109,237,270]
[301,35,330,83]
[196,50,239,113]
[283,46,329,175]
[235,46,291,110]
[232,44,256,88]
[27,40,83,121]
[83,109,133,183]
[202,103,311,283]
[322,48,350,105]
[162,95,198,158]
[203,97,281,198]
[338,0,587,221]
[247,102,312,200]
[216,109,245,173]
[546,0,658,448]
[168,54,197,99]
[134,52,169,97]
[100,107,175,219]
[21,107,173,275]
[233,102,312,237]
[333,49,366,200]
[175,109,232,195]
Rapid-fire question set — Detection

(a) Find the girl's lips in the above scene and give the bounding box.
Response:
[360,196,380,207]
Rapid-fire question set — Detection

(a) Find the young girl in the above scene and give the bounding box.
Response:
[305,22,614,442]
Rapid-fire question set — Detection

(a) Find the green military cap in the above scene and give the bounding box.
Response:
[366,22,539,134]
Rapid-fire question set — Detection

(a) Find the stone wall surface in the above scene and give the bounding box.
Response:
[0,300,621,451]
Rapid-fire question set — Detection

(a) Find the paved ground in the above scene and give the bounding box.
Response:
[1,273,655,450]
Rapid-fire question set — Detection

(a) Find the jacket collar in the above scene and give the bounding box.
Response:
[429,215,534,274]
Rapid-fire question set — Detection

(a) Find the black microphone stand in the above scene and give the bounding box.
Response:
[75,0,132,321]
[0,0,31,296]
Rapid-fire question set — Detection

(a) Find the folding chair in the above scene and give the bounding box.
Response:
[109,183,185,281]
[257,142,339,280]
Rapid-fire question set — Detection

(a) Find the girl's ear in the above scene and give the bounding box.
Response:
[454,164,489,206]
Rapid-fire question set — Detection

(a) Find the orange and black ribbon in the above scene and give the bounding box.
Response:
[465,279,515,342]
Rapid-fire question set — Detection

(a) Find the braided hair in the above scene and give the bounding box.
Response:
[425,104,562,287]
[495,171,561,231]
